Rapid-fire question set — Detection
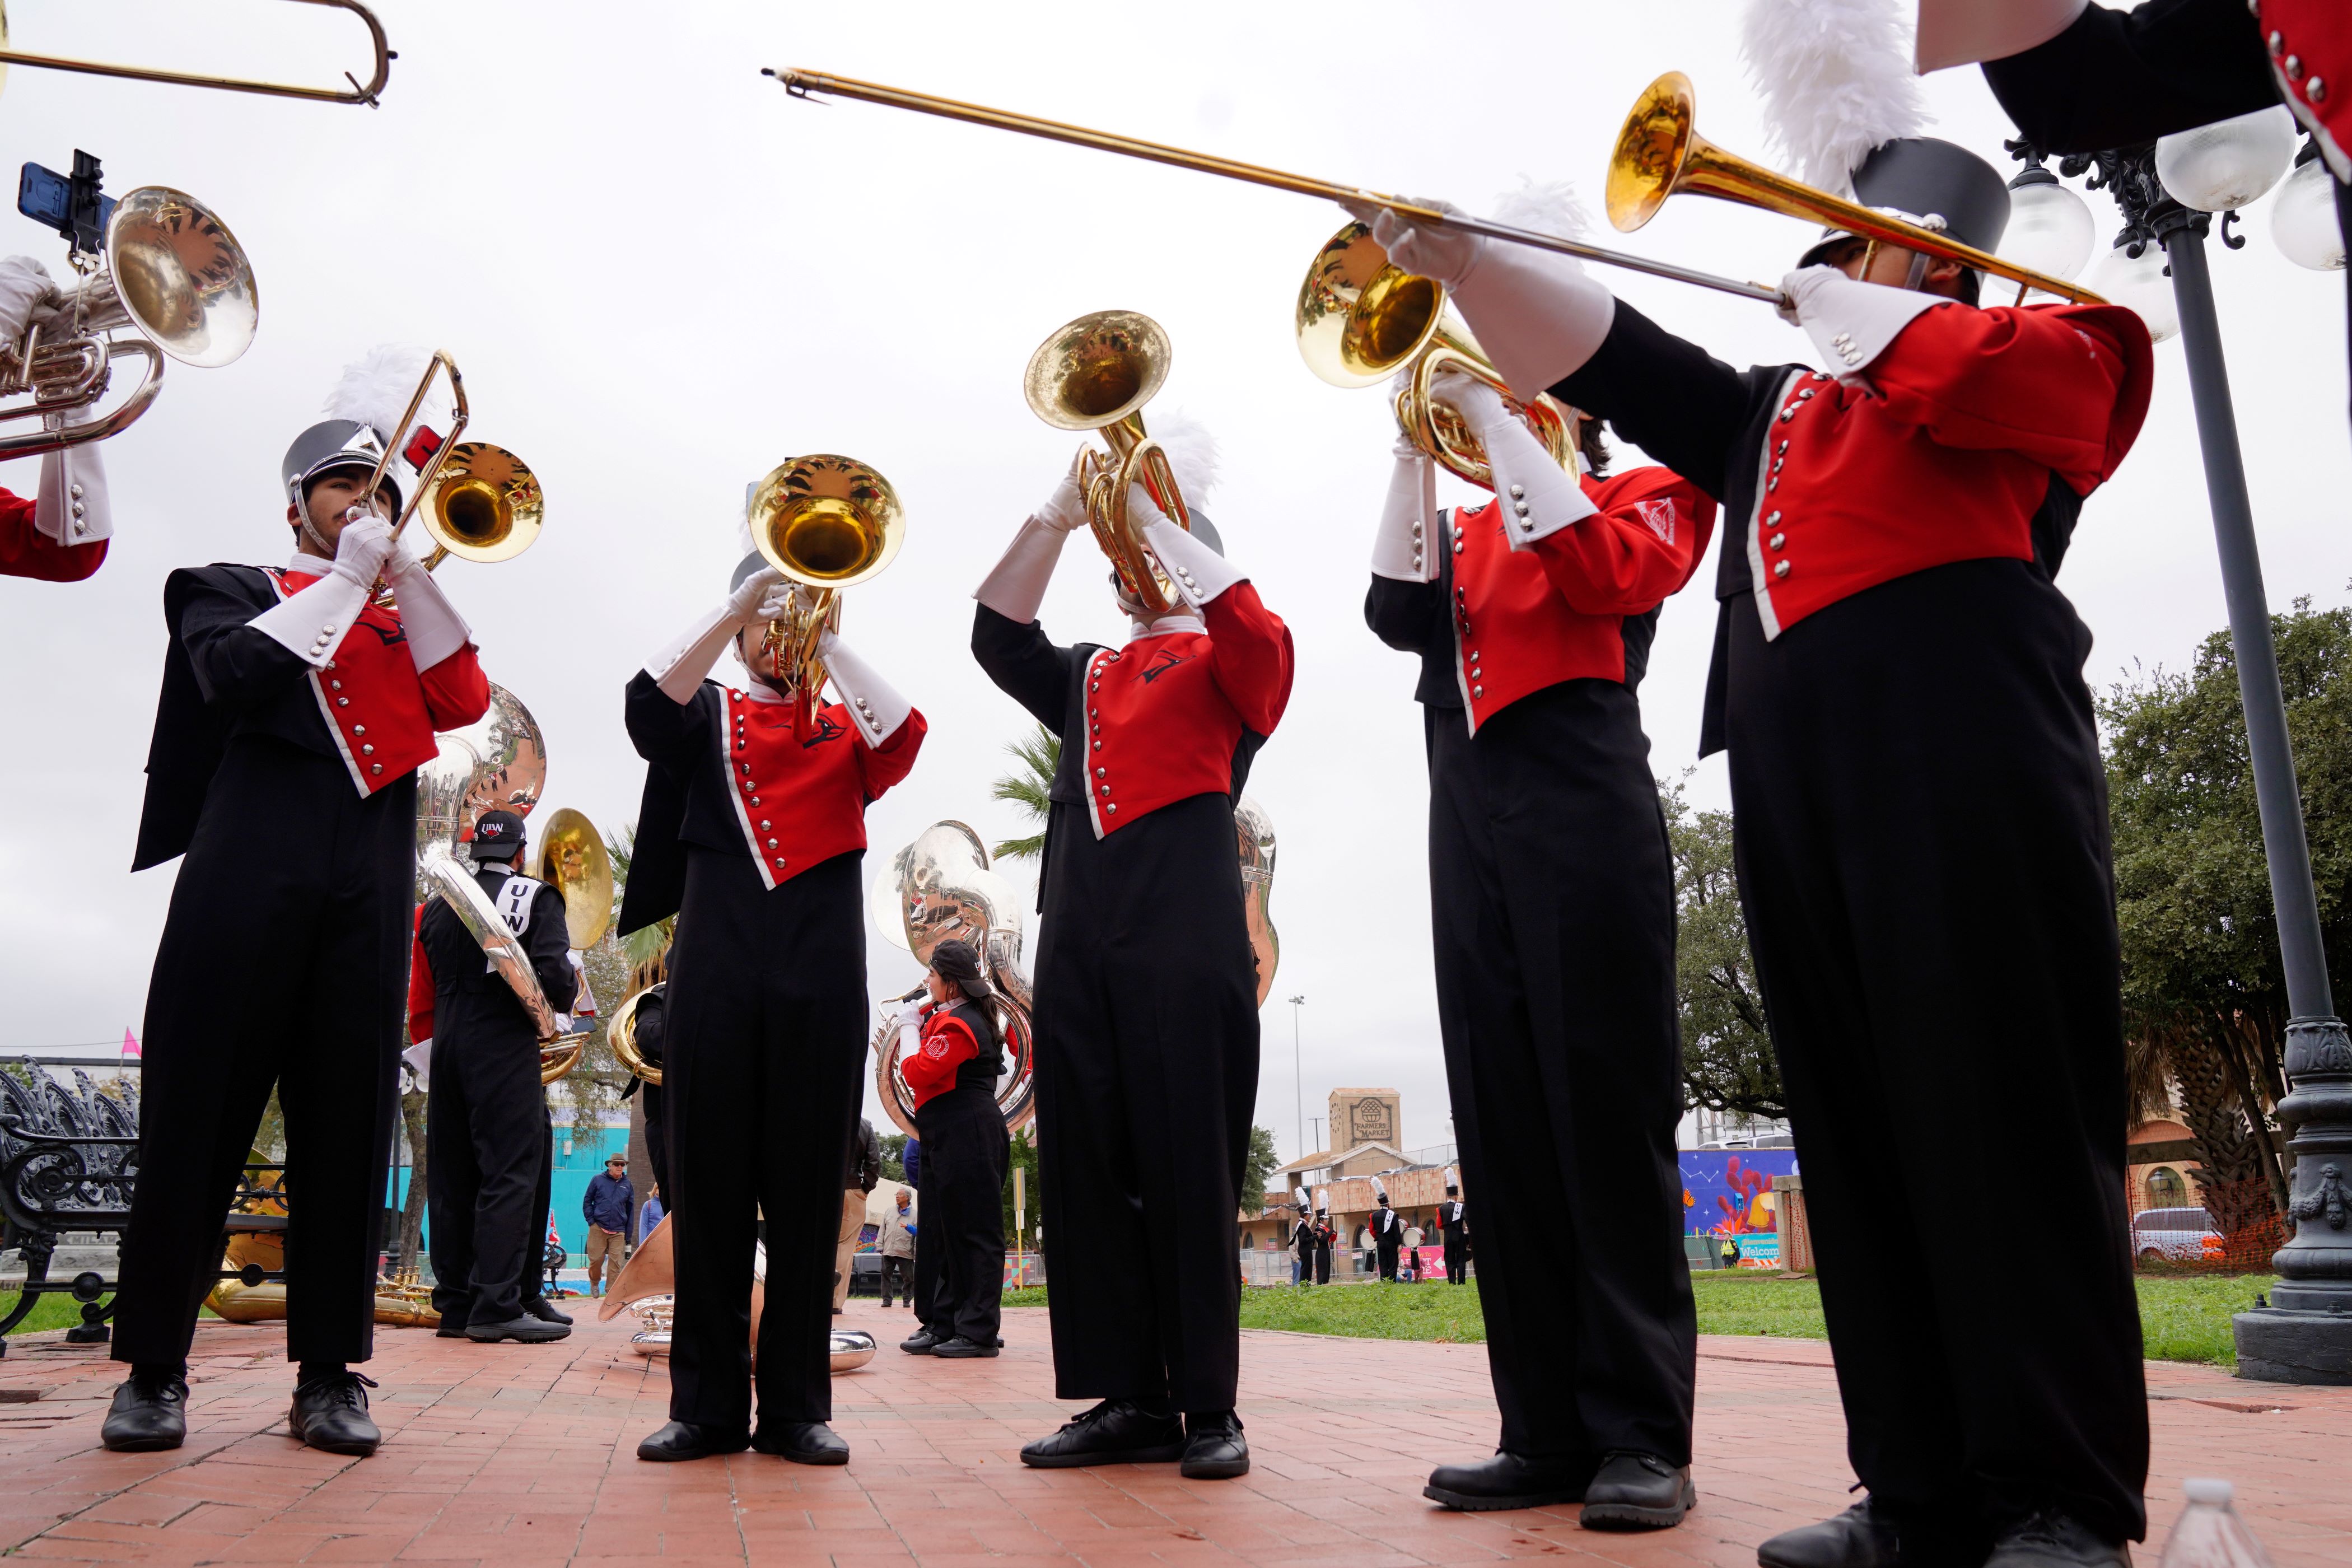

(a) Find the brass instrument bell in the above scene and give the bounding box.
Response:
[1022,309,1193,618]
[527,806,613,951]
[1296,221,1576,490]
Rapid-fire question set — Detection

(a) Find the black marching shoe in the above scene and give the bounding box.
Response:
[1757,1499,1907,1568]
[1578,1452,1693,1530]
[1424,1450,1593,1513]
[100,1369,188,1453]
[931,1336,1000,1359]
[637,1420,750,1462]
[752,1421,850,1466]
[521,1297,573,1326]
[466,1315,571,1343]
[1019,1398,1187,1468]
[899,1326,945,1355]
[1179,1410,1249,1480]
[1984,1511,2132,1568]
[288,1371,381,1457]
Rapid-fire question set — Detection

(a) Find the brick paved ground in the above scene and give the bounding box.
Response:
[0,1298,2345,1566]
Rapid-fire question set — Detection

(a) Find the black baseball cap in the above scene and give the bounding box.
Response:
[472,810,527,857]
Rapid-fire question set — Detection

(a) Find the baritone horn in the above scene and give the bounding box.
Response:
[1296,222,1578,490]
[747,453,905,727]
[1607,71,2102,305]
[1023,309,1193,618]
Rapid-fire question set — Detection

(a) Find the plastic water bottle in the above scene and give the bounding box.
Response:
[2158,1478,2274,1567]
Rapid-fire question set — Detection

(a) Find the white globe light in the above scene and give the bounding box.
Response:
[2156,105,2299,212]
[2271,156,2346,270]
[2001,175,2097,281]
[2085,239,2180,343]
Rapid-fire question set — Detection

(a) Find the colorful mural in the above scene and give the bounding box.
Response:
[1678,1149,1798,1237]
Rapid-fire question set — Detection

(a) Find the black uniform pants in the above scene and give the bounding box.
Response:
[1425,679,1696,1468]
[425,1020,544,1327]
[1445,1241,1468,1286]
[661,849,867,1431]
[1723,561,2146,1545]
[914,1088,1009,1345]
[1032,793,1259,1413]
[116,739,410,1368]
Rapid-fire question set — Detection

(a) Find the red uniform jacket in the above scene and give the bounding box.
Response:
[1075,585,1292,838]
[899,1004,983,1110]
[1737,302,2150,640]
[0,488,105,582]
[1441,468,1716,733]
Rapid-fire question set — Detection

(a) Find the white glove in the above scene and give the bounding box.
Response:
[329,516,395,589]
[1429,369,1596,551]
[1778,264,1943,377]
[1136,487,1247,608]
[0,256,57,342]
[1360,198,1486,291]
[1035,449,1091,533]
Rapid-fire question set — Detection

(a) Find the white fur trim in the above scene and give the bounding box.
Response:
[1142,517,1245,607]
[973,516,1071,624]
[1743,0,1929,195]
[1371,450,1437,582]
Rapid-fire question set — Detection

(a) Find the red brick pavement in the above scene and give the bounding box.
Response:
[0,1299,2345,1566]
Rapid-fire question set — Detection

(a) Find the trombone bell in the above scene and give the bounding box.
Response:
[750,454,904,588]
[419,441,543,564]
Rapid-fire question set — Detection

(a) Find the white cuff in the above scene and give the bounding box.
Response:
[1477,416,1598,551]
[1782,268,1943,379]
[973,516,1071,624]
[386,561,472,670]
[647,602,746,705]
[1371,451,1437,582]
[248,571,375,668]
[818,630,913,745]
[35,441,109,546]
[1450,246,1617,401]
[1142,518,1247,608]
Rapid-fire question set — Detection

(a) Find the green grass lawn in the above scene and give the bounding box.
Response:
[1006,1272,2278,1368]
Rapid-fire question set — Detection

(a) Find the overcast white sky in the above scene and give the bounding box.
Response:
[2,2,2344,1168]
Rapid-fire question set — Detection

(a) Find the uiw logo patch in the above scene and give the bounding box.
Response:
[1635,498,1677,544]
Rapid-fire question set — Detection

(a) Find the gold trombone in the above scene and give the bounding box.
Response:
[0,0,394,106]
[747,453,904,730]
[348,351,545,582]
[1021,309,1193,618]
[771,68,2103,308]
[1297,222,1578,489]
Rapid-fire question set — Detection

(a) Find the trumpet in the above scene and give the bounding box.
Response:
[746,453,904,729]
[1297,221,1578,489]
[0,167,256,461]
[772,68,2102,309]
[0,0,394,106]
[345,351,544,587]
[1021,309,1194,618]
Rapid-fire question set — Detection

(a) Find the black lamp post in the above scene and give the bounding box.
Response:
[2062,139,2352,1383]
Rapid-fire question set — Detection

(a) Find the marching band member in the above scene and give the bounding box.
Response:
[105,354,490,1456]
[1365,337,1714,1525]
[0,256,112,582]
[1352,15,2154,1558]
[412,809,577,1343]
[619,548,925,1466]
[972,453,1292,1482]
[890,939,1009,1359]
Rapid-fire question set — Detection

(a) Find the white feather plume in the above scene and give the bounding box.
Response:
[1742,0,1928,195]
[323,344,450,444]
[1487,178,1592,241]
[1146,408,1220,503]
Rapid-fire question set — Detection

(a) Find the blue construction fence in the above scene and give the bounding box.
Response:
[388,1121,633,1260]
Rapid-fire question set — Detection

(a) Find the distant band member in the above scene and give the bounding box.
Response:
[0,255,111,582]
[973,451,1292,1482]
[1436,1187,1469,1286]
[412,809,577,1343]
[620,549,923,1466]
[893,939,1010,1357]
[105,357,490,1456]
[1363,346,1715,1524]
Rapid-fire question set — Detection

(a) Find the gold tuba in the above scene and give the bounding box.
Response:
[1296,221,1578,490]
[1022,309,1194,617]
[748,453,904,729]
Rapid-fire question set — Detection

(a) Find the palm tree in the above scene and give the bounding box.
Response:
[990,724,1060,862]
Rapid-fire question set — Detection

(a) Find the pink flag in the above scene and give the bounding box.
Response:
[121,1027,141,1058]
